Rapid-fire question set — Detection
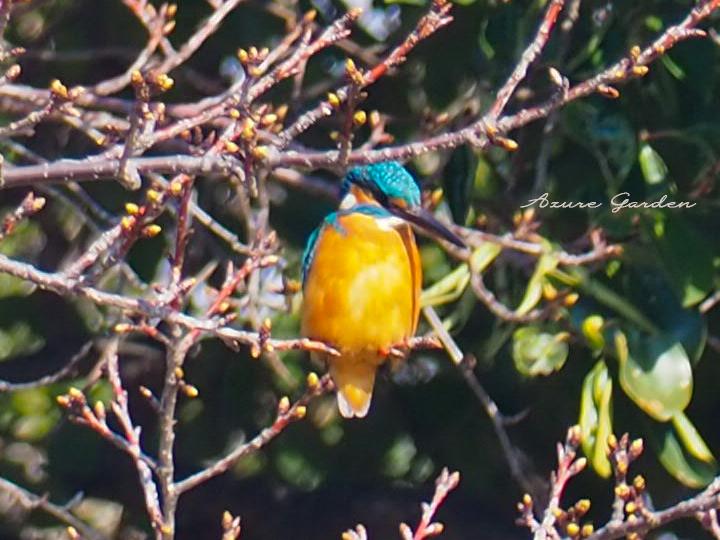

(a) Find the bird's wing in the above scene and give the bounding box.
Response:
[397,223,422,334]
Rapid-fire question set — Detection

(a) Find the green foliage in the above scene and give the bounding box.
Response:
[649,420,717,489]
[515,253,558,316]
[651,215,715,308]
[0,322,45,362]
[512,326,569,377]
[638,144,668,185]
[579,360,612,478]
[616,330,692,423]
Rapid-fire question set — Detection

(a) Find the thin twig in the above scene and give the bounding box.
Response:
[175,374,334,495]
[0,341,93,392]
[399,468,460,540]
[422,306,540,497]
[488,0,565,120]
[158,0,247,74]
[0,191,45,241]
[0,476,106,540]
[0,252,340,356]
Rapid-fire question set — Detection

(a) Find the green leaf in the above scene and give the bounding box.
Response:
[617,331,693,422]
[0,219,45,299]
[652,216,714,308]
[512,326,569,377]
[383,434,417,478]
[477,20,495,60]
[13,413,58,441]
[473,155,497,199]
[581,315,605,351]
[275,449,323,490]
[579,365,599,455]
[0,322,45,361]
[649,421,717,488]
[0,220,45,258]
[469,242,502,273]
[579,360,612,478]
[553,268,657,334]
[593,374,613,478]
[420,245,454,285]
[0,274,35,299]
[516,253,558,316]
[664,303,707,366]
[672,412,715,464]
[421,243,501,308]
[661,55,686,80]
[624,272,706,364]
[421,263,470,308]
[638,144,668,185]
[11,388,52,415]
[644,15,663,32]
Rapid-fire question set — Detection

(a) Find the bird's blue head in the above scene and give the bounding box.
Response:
[340,161,465,248]
[341,162,421,209]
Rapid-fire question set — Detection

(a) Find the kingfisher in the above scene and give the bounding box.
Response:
[301,162,465,418]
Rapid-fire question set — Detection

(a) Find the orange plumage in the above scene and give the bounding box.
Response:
[301,210,421,418]
[300,162,464,418]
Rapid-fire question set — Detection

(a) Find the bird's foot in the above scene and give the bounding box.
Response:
[383,338,412,360]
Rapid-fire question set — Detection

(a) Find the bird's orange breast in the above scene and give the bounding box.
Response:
[301,212,421,354]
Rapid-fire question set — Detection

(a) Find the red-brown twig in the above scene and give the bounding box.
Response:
[2,0,712,196]
[526,426,587,540]
[521,428,720,540]
[0,191,45,241]
[342,468,460,540]
[175,373,334,495]
[0,341,92,392]
[280,0,452,147]
[104,338,165,530]
[272,0,720,169]
[158,0,246,74]
[399,468,461,540]
[0,251,341,356]
[488,0,565,120]
[0,476,106,540]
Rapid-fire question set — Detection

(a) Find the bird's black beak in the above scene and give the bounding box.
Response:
[389,205,466,248]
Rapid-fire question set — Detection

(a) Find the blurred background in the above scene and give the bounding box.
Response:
[1,0,720,538]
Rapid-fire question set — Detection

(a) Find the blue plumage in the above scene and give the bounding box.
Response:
[301,225,322,285]
[303,163,429,286]
[342,162,421,207]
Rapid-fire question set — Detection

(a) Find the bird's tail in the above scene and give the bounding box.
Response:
[328,354,379,418]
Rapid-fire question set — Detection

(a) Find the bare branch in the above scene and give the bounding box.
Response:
[0,476,107,540]
[399,467,460,540]
[488,0,565,120]
[0,191,45,240]
[522,429,720,540]
[175,374,334,495]
[158,0,246,74]
[0,341,92,392]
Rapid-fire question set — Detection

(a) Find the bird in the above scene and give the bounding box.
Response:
[300,162,465,418]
